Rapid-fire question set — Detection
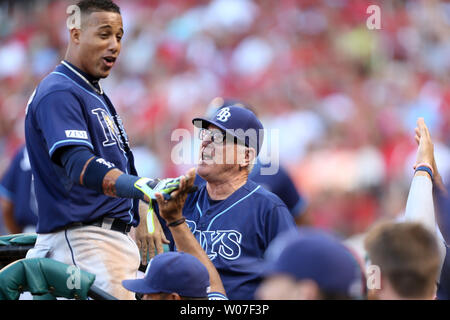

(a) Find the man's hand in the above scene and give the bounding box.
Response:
[414,118,447,195]
[414,117,434,168]
[155,168,196,224]
[133,200,169,265]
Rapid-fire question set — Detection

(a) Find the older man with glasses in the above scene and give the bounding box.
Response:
[155,105,296,300]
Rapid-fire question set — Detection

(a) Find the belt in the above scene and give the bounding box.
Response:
[66,217,132,234]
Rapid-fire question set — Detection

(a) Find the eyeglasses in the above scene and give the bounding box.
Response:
[199,128,226,144]
[198,128,245,146]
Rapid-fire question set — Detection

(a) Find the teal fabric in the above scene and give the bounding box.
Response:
[0,233,37,246]
[0,258,96,300]
[9,234,38,245]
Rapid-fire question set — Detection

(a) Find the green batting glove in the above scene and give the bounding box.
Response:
[134,177,181,234]
[134,177,181,201]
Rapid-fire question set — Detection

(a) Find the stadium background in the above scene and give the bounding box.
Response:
[0,0,449,239]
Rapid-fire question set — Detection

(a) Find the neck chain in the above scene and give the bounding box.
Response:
[61,60,104,95]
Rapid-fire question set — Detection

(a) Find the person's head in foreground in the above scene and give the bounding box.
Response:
[256,227,365,300]
[192,105,264,183]
[122,252,210,300]
[66,0,123,79]
[365,222,440,300]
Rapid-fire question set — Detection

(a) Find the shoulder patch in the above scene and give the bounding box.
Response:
[65,130,88,139]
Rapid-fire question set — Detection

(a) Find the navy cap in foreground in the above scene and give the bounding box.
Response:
[264,227,364,299]
[122,251,210,298]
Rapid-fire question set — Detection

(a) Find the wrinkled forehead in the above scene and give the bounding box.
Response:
[81,11,123,31]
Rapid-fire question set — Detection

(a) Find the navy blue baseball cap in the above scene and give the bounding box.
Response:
[192,105,264,155]
[264,227,364,299]
[122,252,210,298]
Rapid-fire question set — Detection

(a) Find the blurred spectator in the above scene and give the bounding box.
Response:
[365,222,441,300]
[0,145,38,234]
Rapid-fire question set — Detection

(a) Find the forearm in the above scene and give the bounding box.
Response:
[405,171,446,267]
[404,172,436,231]
[59,145,150,201]
[169,219,226,296]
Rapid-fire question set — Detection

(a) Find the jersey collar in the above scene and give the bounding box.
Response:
[60,60,104,95]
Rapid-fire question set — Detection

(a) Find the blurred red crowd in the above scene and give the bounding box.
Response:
[1,0,450,237]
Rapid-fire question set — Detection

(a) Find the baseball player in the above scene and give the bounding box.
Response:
[157,105,296,300]
[0,145,38,234]
[199,98,309,224]
[24,0,181,299]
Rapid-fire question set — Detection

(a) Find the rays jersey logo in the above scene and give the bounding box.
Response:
[186,219,242,261]
[92,108,128,152]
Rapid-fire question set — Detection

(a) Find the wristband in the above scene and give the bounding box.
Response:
[83,157,116,193]
[415,166,433,180]
[413,162,434,176]
[167,217,186,228]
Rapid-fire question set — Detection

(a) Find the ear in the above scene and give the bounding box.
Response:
[247,147,256,164]
[70,28,81,45]
[239,147,256,170]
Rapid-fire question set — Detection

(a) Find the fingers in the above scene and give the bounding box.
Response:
[139,239,148,265]
[155,232,164,255]
[147,235,156,260]
[185,167,196,180]
[161,231,170,244]
[155,192,165,207]
[417,117,431,138]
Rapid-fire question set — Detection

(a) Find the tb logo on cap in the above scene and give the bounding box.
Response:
[216,107,231,122]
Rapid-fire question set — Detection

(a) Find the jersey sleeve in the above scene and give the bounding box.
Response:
[436,187,450,244]
[275,167,307,217]
[0,148,24,200]
[437,245,450,300]
[264,204,296,247]
[34,90,94,161]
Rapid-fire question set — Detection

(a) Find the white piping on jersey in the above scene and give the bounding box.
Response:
[196,201,203,217]
[52,71,134,224]
[49,139,94,156]
[200,185,261,231]
[61,60,103,95]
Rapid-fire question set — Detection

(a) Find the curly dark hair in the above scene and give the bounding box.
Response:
[76,0,120,15]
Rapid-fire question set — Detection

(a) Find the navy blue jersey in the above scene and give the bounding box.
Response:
[25,62,139,233]
[159,179,296,300]
[437,245,450,300]
[0,146,38,228]
[249,159,307,218]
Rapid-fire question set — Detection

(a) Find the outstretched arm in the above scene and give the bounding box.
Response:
[155,168,227,298]
[58,145,180,202]
[404,118,446,263]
